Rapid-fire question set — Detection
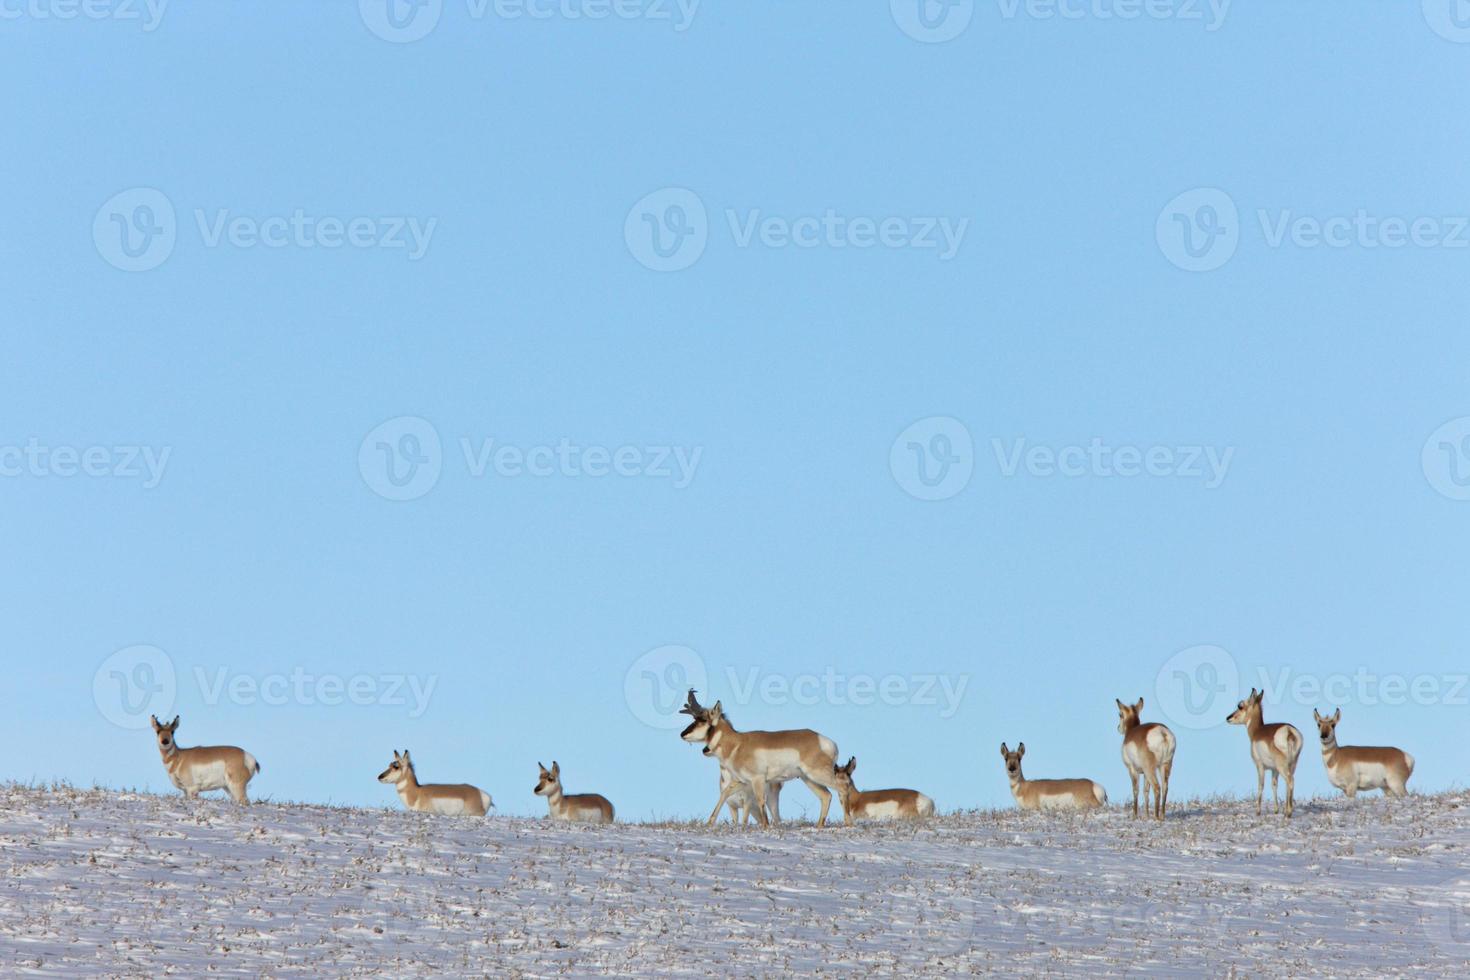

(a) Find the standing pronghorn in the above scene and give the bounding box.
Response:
[717,767,770,826]
[1115,697,1176,821]
[1226,688,1302,818]
[999,742,1106,811]
[1313,708,1414,799]
[679,690,841,827]
[377,750,493,816]
[533,762,614,824]
[150,714,260,804]
[830,756,934,823]
[680,691,783,825]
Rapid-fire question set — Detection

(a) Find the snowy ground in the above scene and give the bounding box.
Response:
[1,785,1468,977]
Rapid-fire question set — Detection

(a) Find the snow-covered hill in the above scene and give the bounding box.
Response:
[1,784,1467,976]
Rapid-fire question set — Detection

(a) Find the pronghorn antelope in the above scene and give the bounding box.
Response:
[830,756,934,823]
[533,762,614,824]
[377,750,493,817]
[150,714,260,804]
[1115,697,1176,820]
[999,742,1106,811]
[680,691,783,825]
[718,766,780,825]
[1226,688,1302,818]
[1313,708,1414,799]
[679,690,841,827]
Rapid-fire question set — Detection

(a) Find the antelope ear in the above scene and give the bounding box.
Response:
[999,742,1009,757]
[1312,710,1322,723]
[1134,698,1144,712]
[1115,698,1125,711]
[393,749,401,759]
[552,761,560,777]
[403,750,411,764]
[170,716,180,729]
[1332,708,1341,723]
[846,757,857,774]
[150,715,161,731]
[1018,742,1026,757]
[537,761,546,774]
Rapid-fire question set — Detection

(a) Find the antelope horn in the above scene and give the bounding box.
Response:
[679,688,707,719]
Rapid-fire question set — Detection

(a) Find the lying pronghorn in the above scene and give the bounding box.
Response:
[377,750,493,817]
[680,691,783,825]
[150,714,259,804]
[679,690,840,827]
[831,756,934,823]
[1313,708,1414,799]
[999,742,1105,811]
[1115,697,1176,820]
[534,761,614,824]
[1226,688,1302,818]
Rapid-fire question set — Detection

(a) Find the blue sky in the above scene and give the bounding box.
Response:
[3,2,1469,818]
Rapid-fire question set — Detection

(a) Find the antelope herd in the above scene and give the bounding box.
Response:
[145,686,1417,822]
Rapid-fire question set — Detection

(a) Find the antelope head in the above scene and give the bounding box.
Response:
[999,741,1025,779]
[150,714,180,755]
[1313,707,1341,746]
[378,749,412,785]
[1115,697,1144,734]
[534,761,561,796]
[1227,688,1263,726]
[679,689,714,744]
